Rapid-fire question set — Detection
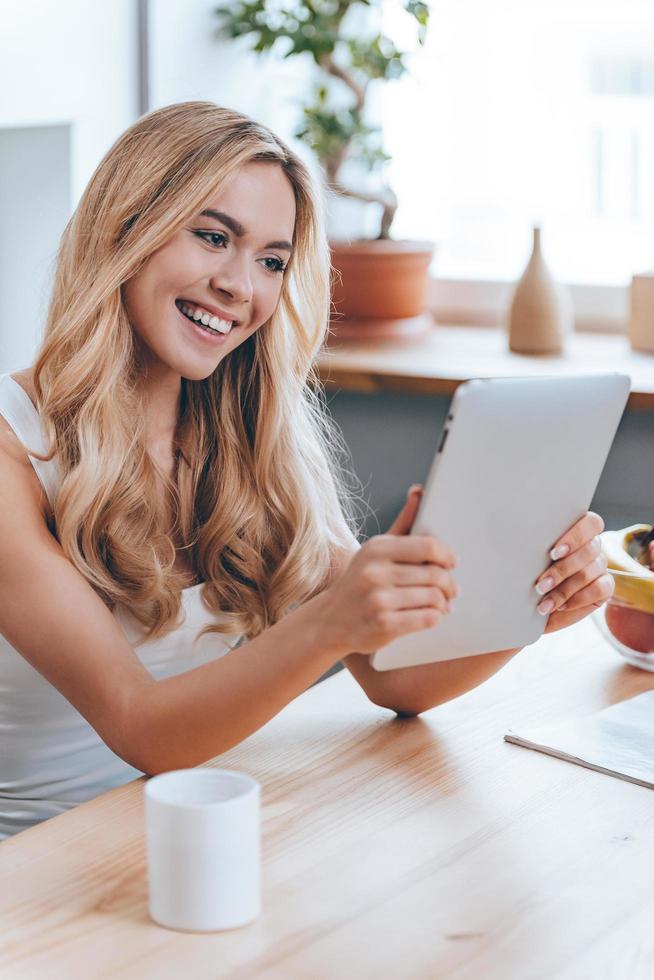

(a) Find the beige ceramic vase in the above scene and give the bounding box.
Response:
[507,226,572,354]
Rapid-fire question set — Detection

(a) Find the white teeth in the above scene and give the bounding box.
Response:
[179,301,234,334]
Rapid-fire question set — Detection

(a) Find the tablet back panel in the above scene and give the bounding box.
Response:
[371,373,630,671]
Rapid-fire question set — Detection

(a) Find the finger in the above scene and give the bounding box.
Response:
[368,533,457,569]
[544,604,600,633]
[391,586,453,613]
[543,576,615,633]
[539,572,614,617]
[549,511,605,561]
[381,606,444,638]
[391,562,460,595]
[556,573,615,612]
[386,485,424,536]
[534,536,603,596]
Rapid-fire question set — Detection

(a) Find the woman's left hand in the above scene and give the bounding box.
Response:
[532,511,615,634]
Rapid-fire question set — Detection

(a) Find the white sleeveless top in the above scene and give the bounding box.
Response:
[0,374,243,841]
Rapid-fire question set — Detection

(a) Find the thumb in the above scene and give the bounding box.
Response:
[387,485,423,536]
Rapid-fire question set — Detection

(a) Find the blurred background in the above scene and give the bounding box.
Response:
[1,0,653,533]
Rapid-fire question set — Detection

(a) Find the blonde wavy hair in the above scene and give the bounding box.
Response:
[22,100,363,646]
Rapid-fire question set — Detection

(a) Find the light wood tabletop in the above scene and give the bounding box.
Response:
[2,616,654,979]
[317,324,654,411]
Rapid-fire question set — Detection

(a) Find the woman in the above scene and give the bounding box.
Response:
[0,101,612,839]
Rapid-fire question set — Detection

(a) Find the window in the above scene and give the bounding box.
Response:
[381,0,654,319]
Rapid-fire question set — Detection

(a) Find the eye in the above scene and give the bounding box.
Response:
[194,230,287,274]
[194,230,228,249]
[263,256,287,274]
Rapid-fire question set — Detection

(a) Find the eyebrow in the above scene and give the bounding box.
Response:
[199,209,293,252]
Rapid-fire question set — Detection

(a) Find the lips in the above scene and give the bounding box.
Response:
[175,297,240,326]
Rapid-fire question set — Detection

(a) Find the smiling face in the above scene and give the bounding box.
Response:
[123,161,296,383]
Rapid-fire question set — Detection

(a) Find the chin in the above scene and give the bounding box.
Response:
[174,351,230,381]
[182,363,225,382]
[168,336,235,380]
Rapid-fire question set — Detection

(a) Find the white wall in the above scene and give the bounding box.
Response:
[150,0,310,153]
[0,0,137,372]
[0,0,138,203]
[0,125,71,371]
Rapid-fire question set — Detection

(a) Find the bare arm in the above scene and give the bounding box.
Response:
[335,540,521,715]
[0,424,342,776]
[131,593,339,773]
[342,646,520,716]
[336,490,611,716]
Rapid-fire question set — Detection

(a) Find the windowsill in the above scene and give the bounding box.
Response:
[425,275,630,334]
[317,323,654,412]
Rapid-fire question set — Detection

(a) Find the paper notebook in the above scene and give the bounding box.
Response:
[505,690,654,790]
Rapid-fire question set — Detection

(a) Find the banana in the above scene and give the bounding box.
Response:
[600,524,654,614]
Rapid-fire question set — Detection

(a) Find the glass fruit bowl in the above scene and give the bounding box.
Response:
[594,524,654,672]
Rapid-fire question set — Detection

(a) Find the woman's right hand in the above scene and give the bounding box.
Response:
[319,486,459,656]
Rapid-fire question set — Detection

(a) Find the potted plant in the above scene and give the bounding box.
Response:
[215,0,435,341]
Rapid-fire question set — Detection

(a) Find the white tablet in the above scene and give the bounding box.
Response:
[370,373,631,671]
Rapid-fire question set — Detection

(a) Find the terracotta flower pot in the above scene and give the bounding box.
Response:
[329,239,436,341]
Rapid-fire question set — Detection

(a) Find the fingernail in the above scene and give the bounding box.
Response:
[535,576,555,596]
[537,597,555,615]
[550,544,570,561]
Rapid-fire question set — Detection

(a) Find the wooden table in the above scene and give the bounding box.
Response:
[317,325,654,412]
[2,617,654,979]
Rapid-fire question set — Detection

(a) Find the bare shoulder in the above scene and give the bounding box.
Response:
[0,368,152,767]
[1,367,38,439]
[0,367,52,523]
[8,367,37,405]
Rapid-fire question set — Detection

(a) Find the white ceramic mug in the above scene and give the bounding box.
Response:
[145,768,261,932]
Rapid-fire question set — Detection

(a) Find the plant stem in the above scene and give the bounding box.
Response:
[319,50,396,238]
[319,53,366,112]
[328,179,398,240]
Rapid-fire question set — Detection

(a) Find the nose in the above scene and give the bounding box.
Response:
[209,250,253,308]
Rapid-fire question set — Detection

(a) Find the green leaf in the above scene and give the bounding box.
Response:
[403,0,430,44]
[212,0,431,206]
